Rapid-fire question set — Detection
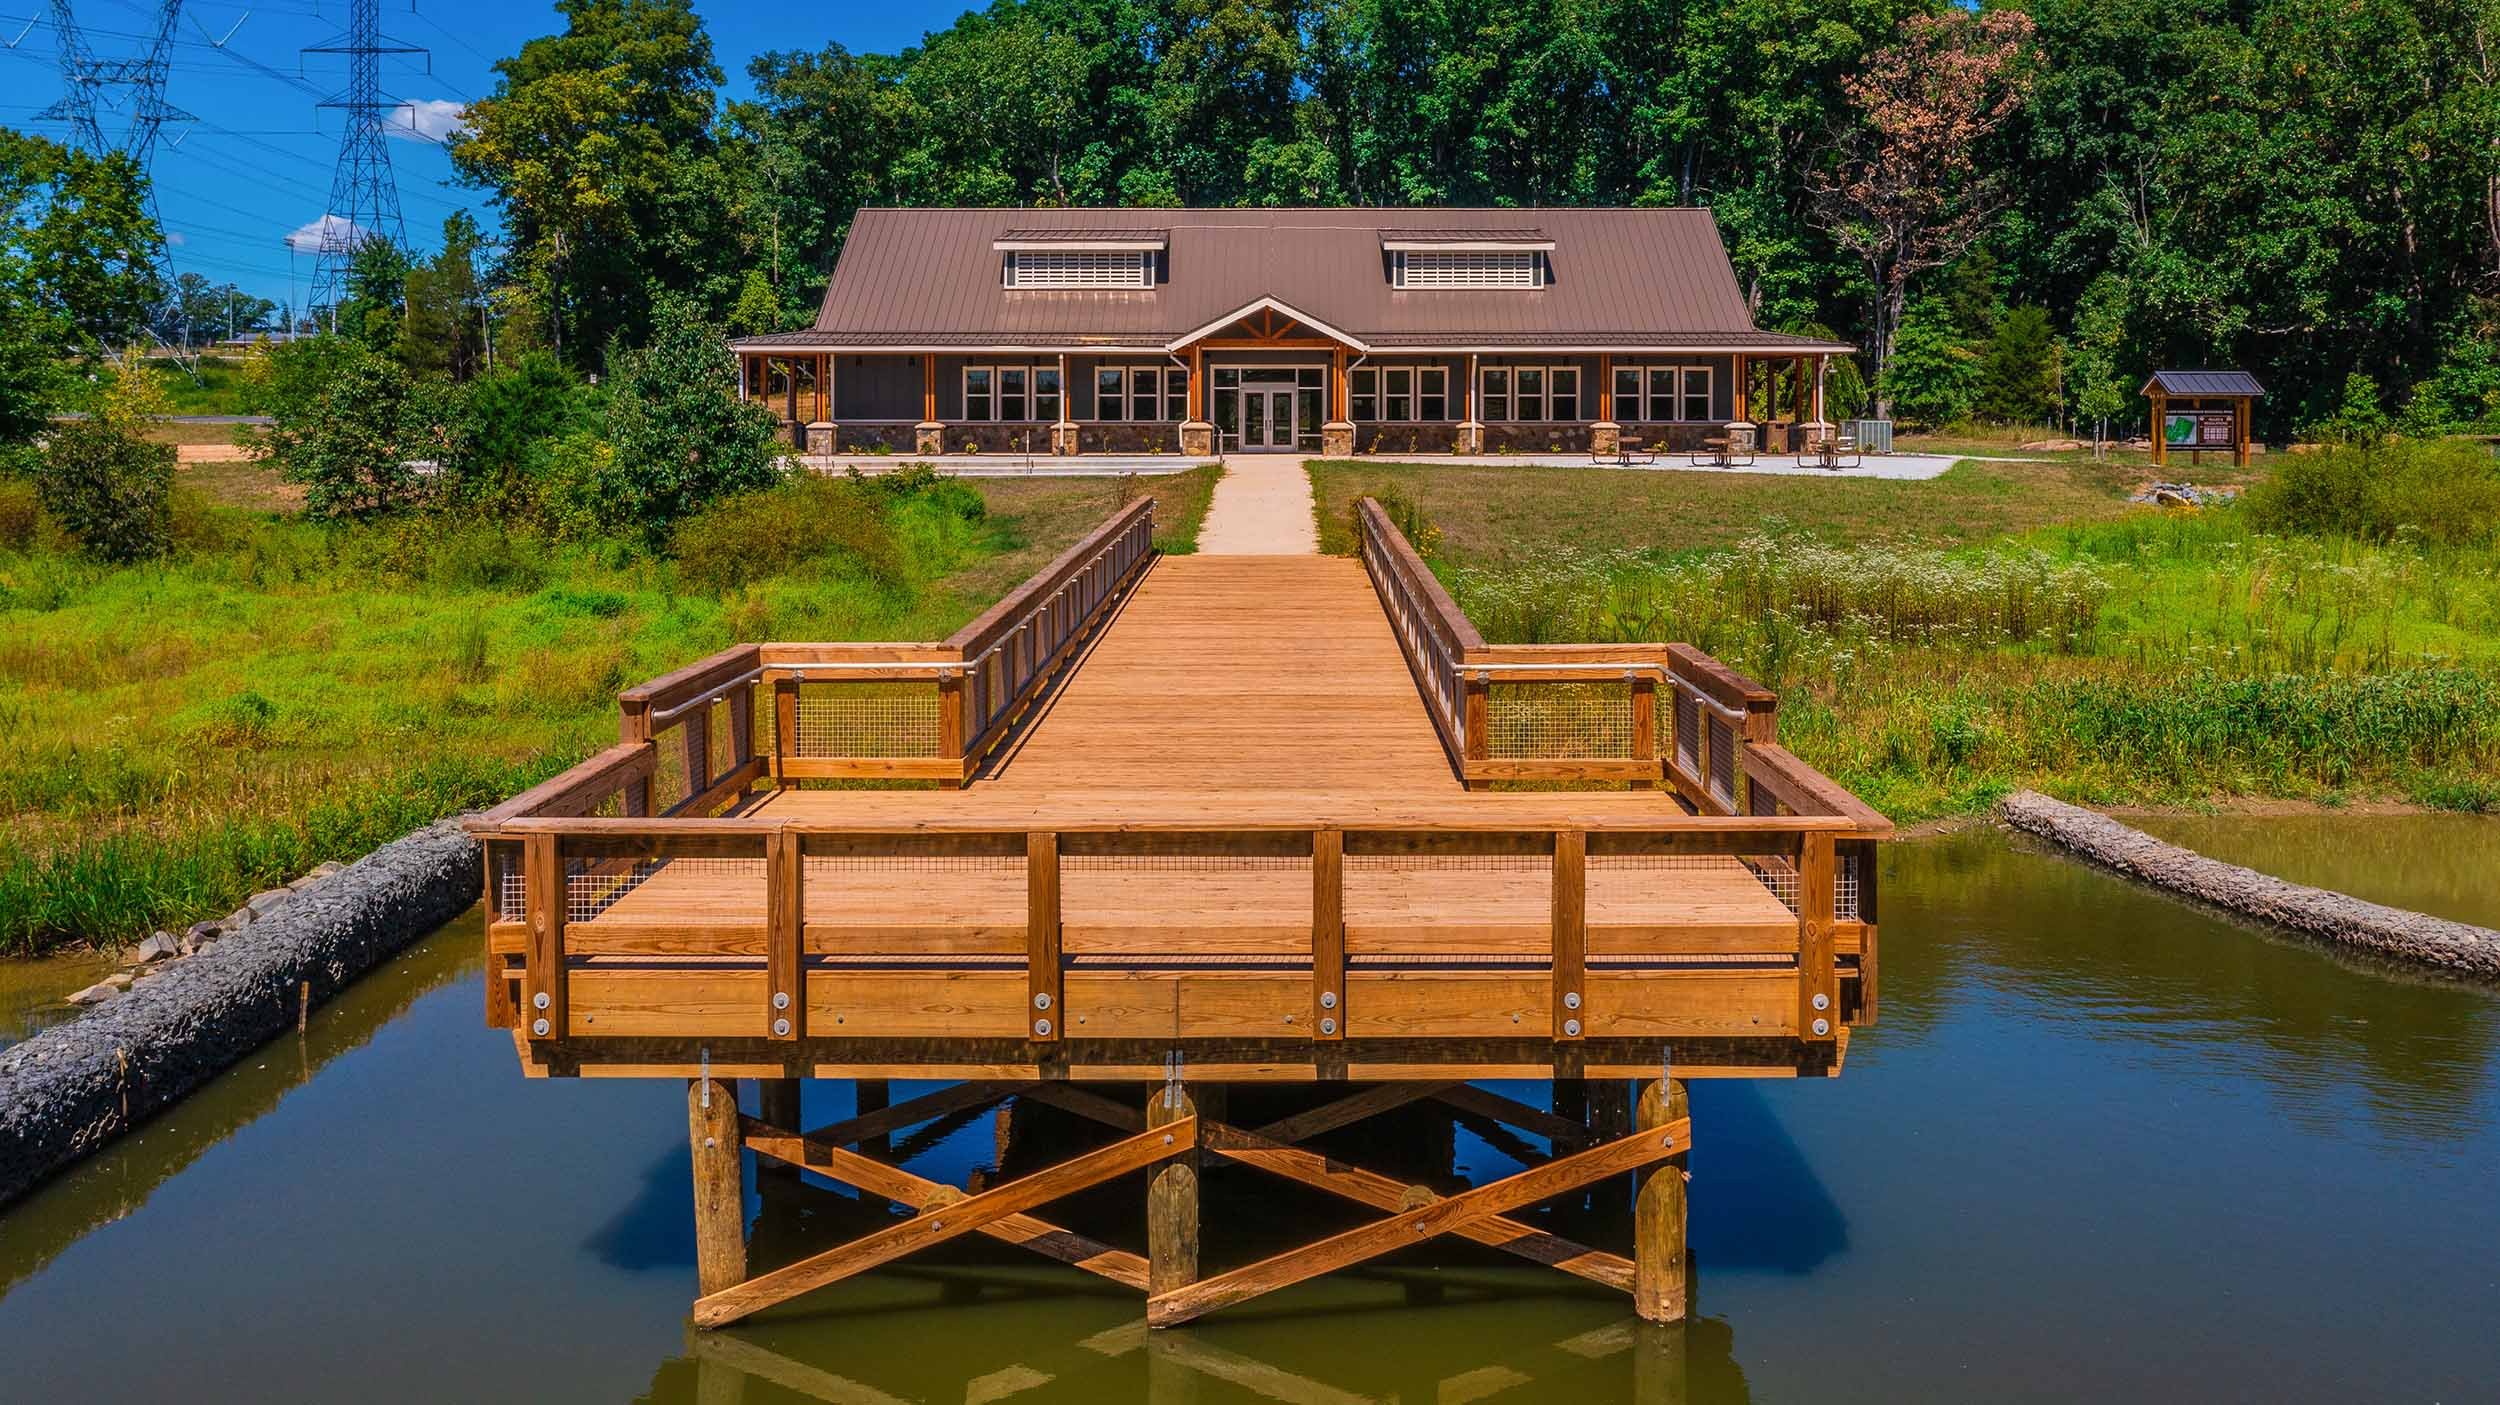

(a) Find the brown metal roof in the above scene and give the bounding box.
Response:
[809,208,1847,353]
[2143,369,2265,397]
[1376,227,1553,244]
[994,227,1170,244]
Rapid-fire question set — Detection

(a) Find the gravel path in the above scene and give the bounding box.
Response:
[1999,791,2500,978]
[1197,456,1319,554]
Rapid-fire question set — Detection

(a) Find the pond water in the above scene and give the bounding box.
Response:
[0,946,111,1052]
[2129,811,2500,930]
[1,828,2495,1402]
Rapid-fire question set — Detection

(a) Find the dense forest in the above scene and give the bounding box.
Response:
[437,0,2500,437]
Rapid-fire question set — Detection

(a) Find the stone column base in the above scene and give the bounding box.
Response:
[805,421,835,454]
[1456,420,1485,455]
[1178,420,1214,456]
[914,421,945,456]
[1590,421,1621,456]
[1051,423,1081,456]
[1321,420,1355,457]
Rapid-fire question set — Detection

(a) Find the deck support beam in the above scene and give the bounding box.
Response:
[756,1077,801,1180]
[1148,1081,1201,1296]
[689,1076,747,1297]
[1634,1077,1690,1322]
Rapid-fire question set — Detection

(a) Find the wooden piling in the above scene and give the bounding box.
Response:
[1148,1083,1201,1298]
[855,1079,891,1158]
[1634,1077,1690,1322]
[690,1077,747,1297]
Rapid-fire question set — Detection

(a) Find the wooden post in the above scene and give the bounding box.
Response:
[756,1077,802,1184]
[1552,830,1585,1041]
[522,833,563,1040]
[1732,354,1749,422]
[1190,345,1205,419]
[921,353,937,423]
[1799,833,1838,1040]
[1027,831,1061,1041]
[1598,352,1613,421]
[1331,345,1348,420]
[939,672,968,785]
[1312,829,1344,1040]
[766,828,801,1040]
[770,677,797,784]
[1630,672,1657,790]
[1461,672,1489,787]
[1634,1076,1689,1322]
[2150,388,2168,467]
[2236,395,2251,468]
[855,1079,891,1159]
[1148,1082,1200,1298]
[690,1076,747,1298]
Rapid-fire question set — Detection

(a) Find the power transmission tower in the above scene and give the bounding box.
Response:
[36,1,193,301]
[303,0,425,324]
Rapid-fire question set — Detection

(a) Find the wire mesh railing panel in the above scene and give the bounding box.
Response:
[1707,714,1739,807]
[1674,689,1702,775]
[1739,853,1861,921]
[1486,681,1635,759]
[707,696,736,782]
[1348,854,1548,875]
[1063,854,1313,873]
[492,845,525,921]
[650,722,692,811]
[802,854,1022,876]
[564,856,766,924]
[793,683,943,758]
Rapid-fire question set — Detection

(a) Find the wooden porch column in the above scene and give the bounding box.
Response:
[917,353,942,455]
[1323,345,1354,456]
[1191,345,1205,419]
[690,1076,747,1296]
[1634,1076,1689,1322]
[2150,388,2168,467]
[1813,354,1827,423]
[1732,354,1749,422]
[2236,396,2251,468]
[1598,352,1614,421]
[1053,352,1077,456]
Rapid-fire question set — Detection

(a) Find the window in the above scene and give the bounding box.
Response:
[1617,365,1717,421]
[1090,366,1177,422]
[1350,365,1453,422]
[1392,250,1544,288]
[1004,250,1153,288]
[1481,364,1595,421]
[1125,366,1158,421]
[964,364,1057,421]
[1095,367,1125,421]
[1165,367,1188,420]
[1035,366,1062,424]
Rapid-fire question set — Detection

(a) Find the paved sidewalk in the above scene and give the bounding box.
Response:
[1196,454,1319,555]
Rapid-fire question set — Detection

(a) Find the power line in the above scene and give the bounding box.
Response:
[303,0,424,316]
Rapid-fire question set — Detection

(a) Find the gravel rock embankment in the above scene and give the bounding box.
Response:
[1999,790,2500,979]
[0,820,479,1209]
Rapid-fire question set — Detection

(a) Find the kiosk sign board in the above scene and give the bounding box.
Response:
[2163,410,2235,448]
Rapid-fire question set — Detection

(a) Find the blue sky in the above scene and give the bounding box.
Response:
[1,0,979,316]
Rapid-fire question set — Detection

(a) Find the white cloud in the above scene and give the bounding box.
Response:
[164,231,186,247]
[285,214,371,254]
[388,98,469,144]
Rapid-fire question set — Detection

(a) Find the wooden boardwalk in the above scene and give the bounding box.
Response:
[467,494,1888,1331]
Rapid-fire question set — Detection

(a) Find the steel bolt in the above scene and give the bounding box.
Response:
[1033,992,1053,1011]
[1319,1017,1337,1035]
[1810,992,1830,1012]
[773,990,790,1011]
[1319,991,1337,1010]
[1563,1018,1582,1037]
[531,1018,549,1037]
[773,1018,791,1037]
[1812,1017,1831,1036]
[532,991,549,1010]
[1563,991,1582,1010]
[1033,1017,1053,1036]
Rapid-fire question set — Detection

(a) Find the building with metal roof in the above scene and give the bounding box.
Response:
[734,207,1854,457]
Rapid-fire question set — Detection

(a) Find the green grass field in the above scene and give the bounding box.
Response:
[1307,458,2500,822]
[0,465,1219,953]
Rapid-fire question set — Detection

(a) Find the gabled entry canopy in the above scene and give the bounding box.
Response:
[1166,296,1370,353]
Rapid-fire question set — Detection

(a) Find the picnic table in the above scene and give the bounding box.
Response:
[1800,420,1858,470]
[1689,423,1757,468]
[1593,434,1656,467]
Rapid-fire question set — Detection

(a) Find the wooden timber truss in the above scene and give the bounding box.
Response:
[688,1073,1695,1331]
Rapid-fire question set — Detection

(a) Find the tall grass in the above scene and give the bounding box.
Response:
[0,472,1076,953]
[1440,511,2500,820]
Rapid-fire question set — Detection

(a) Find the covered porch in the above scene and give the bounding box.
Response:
[731,315,1852,459]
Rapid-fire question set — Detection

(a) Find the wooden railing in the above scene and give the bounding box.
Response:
[475,812,1874,1049]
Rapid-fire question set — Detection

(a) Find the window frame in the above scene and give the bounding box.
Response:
[963,365,995,422]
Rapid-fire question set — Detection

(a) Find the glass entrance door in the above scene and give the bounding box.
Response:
[1240,386,1296,451]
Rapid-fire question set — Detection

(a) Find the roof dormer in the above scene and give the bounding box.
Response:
[1380,229,1553,289]
[996,229,1166,289]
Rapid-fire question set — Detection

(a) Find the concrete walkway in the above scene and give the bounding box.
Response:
[1196,453,1319,554]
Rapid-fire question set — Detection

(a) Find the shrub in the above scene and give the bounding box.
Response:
[0,476,43,549]
[36,415,174,563]
[251,343,467,520]
[604,295,782,544]
[2299,373,2391,445]
[671,474,906,591]
[456,351,588,511]
[2246,439,2500,548]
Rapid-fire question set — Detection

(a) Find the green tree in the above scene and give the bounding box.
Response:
[2,131,161,355]
[1878,296,1980,427]
[253,343,465,519]
[335,235,412,349]
[451,0,730,364]
[401,214,489,380]
[2065,276,2134,452]
[455,350,588,512]
[1978,305,2059,424]
[603,294,780,543]
[35,354,174,561]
